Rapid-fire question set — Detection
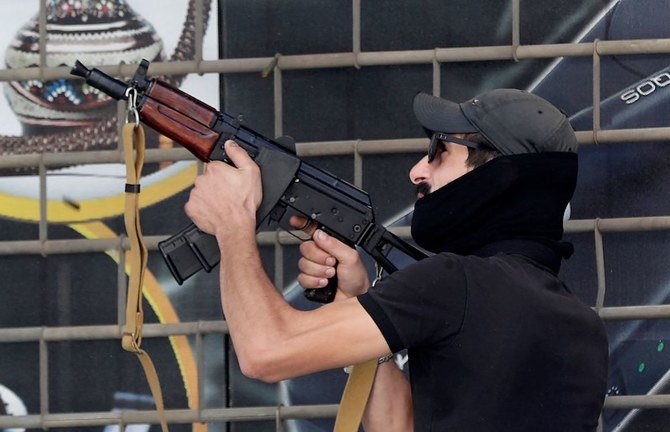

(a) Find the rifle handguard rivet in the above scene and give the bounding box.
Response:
[353,225,361,233]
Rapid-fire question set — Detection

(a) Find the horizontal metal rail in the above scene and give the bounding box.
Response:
[0,321,227,343]
[597,305,670,321]
[1,38,670,82]
[0,216,667,256]
[0,405,339,428]
[0,302,666,345]
[604,395,670,410]
[564,216,670,234]
[0,393,661,429]
[1,128,670,170]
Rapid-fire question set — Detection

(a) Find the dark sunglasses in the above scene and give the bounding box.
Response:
[428,132,487,162]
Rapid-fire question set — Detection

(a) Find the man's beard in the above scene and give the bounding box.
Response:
[415,182,431,198]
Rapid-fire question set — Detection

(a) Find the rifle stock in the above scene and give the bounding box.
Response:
[71,60,428,303]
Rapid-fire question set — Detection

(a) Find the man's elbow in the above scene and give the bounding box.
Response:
[237,349,289,383]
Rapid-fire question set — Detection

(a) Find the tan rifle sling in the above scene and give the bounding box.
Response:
[121,122,169,432]
[334,359,378,431]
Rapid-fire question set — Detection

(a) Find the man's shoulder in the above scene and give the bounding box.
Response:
[394,252,468,283]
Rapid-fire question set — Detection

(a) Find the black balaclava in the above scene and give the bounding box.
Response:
[411,152,577,258]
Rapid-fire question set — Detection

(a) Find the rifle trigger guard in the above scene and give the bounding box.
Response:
[125,87,140,128]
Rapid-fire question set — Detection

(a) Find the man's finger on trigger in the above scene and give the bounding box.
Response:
[289,215,316,235]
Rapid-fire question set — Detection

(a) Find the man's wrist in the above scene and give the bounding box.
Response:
[215,220,256,247]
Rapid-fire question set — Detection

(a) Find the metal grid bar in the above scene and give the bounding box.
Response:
[512,0,520,60]
[39,331,49,420]
[38,0,47,79]
[432,52,441,96]
[594,220,607,309]
[196,330,205,417]
[0,37,669,82]
[0,392,669,430]
[195,0,204,64]
[0,405,340,429]
[0,321,227,343]
[274,63,283,137]
[354,140,363,188]
[0,1,668,428]
[1,126,670,171]
[38,157,47,248]
[0,300,666,344]
[352,0,361,68]
[592,40,602,134]
[0,215,666,256]
[274,231,284,289]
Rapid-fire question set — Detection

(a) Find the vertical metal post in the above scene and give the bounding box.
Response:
[352,0,361,69]
[196,326,205,422]
[274,63,283,138]
[512,0,520,61]
[274,232,284,290]
[39,329,49,427]
[38,0,47,79]
[432,52,441,97]
[117,100,127,151]
[38,157,48,255]
[354,139,363,189]
[195,0,205,65]
[594,220,607,309]
[592,40,602,139]
[275,404,284,432]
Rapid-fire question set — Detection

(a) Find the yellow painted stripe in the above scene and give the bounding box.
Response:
[0,163,197,223]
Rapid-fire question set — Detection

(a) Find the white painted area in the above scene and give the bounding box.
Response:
[0,0,219,200]
[0,160,194,201]
[0,383,27,432]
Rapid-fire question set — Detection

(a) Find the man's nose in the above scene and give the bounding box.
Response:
[409,155,430,185]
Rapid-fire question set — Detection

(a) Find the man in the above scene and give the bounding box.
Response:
[185,89,609,431]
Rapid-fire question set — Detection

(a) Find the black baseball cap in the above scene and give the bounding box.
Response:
[413,89,578,156]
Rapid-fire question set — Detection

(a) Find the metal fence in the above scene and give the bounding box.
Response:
[0,0,669,430]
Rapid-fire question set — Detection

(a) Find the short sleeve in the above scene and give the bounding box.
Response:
[357,253,467,353]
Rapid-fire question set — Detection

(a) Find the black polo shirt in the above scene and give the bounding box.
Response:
[358,251,608,432]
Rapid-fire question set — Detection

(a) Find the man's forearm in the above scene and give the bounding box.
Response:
[215,226,392,385]
[362,359,413,432]
[216,224,297,380]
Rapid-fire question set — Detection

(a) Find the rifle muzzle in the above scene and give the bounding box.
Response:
[71,60,130,101]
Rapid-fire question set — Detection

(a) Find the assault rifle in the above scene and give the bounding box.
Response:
[71,59,427,303]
